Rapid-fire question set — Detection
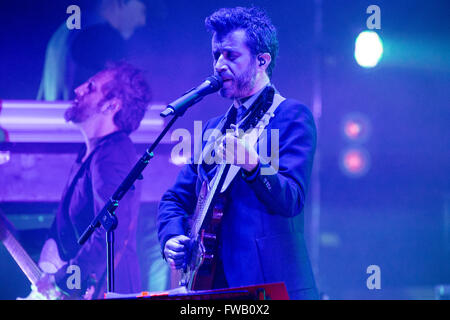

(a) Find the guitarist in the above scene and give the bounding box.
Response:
[158,7,319,300]
[35,62,150,299]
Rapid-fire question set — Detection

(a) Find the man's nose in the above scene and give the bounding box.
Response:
[74,83,87,97]
[214,55,228,73]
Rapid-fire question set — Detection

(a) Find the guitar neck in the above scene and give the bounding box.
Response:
[1,229,42,285]
[191,163,228,237]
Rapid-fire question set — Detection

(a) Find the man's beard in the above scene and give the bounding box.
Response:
[64,100,96,123]
[220,61,257,100]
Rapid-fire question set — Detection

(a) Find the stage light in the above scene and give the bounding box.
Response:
[354,31,383,68]
[340,148,370,177]
[345,122,361,138]
[0,151,10,165]
[0,126,11,165]
[342,113,371,142]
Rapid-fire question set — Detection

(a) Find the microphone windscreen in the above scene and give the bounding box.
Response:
[208,74,223,90]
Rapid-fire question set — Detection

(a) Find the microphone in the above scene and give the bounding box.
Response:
[160,75,223,117]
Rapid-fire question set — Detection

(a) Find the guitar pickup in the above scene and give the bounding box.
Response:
[203,254,214,261]
[202,233,216,241]
[212,210,223,220]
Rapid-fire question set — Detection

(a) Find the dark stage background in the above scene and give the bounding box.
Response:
[0,0,449,299]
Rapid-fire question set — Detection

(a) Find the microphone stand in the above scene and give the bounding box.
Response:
[78,113,180,294]
[77,74,221,295]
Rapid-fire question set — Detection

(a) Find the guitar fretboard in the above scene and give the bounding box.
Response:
[2,230,42,285]
[190,163,227,238]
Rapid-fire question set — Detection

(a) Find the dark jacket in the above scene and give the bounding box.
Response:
[49,131,141,298]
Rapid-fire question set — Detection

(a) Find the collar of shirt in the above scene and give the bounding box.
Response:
[233,83,271,111]
[77,130,126,163]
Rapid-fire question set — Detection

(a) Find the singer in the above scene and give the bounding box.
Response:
[158,7,319,299]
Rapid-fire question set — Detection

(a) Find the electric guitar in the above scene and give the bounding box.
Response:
[0,213,94,300]
[179,159,230,291]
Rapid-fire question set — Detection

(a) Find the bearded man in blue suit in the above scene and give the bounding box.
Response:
[158,7,319,300]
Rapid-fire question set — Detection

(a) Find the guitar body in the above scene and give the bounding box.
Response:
[18,238,97,300]
[17,238,67,300]
[38,238,67,274]
[179,167,230,290]
[0,213,94,300]
[188,195,225,290]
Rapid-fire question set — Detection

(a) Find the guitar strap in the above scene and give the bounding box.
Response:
[220,91,285,192]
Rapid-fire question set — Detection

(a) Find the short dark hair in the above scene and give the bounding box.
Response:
[205,6,279,78]
[100,61,151,134]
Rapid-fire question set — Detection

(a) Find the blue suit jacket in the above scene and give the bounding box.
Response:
[158,98,318,299]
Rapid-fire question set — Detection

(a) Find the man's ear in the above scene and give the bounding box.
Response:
[101,98,122,114]
[257,53,272,72]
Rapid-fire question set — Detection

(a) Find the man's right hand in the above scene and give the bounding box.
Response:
[164,235,191,270]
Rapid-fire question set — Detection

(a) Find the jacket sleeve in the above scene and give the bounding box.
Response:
[243,101,317,217]
[157,161,198,257]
